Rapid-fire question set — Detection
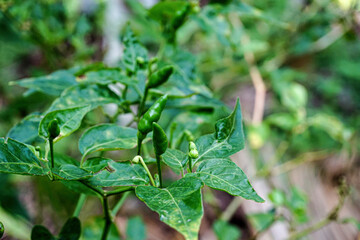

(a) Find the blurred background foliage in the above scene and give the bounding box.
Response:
[0,0,359,239]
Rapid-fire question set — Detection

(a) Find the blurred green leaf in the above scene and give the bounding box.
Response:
[213,220,241,240]
[31,225,56,240]
[126,216,146,240]
[11,70,77,96]
[59,217,81,240]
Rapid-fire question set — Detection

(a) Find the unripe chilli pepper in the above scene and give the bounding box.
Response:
[137,94,168,154]
[152,122,168,188]
[147,66,174,89]
[47,119,60,140]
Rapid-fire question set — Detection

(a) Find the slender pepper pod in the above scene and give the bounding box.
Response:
[152,122,168,156]
[47,119,60,140]
[147,66,174,89]
[0,221,4,238]
[138,94,168,137]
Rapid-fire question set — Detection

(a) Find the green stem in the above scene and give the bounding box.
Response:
[137,137,143,155]
[138,156,155,186]
[101,196,111,240]
[80,181,104,197]
[188,156,193,172]
[73,194,87,217]
[137,87,149,123]
[49,139,54,169]
[142,143,150,158]
[156,155,163,188]
[80,155,86,168]
[111,192,130,217]
[288,218,330,240]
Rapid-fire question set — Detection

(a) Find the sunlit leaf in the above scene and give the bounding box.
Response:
[136,176,203,240]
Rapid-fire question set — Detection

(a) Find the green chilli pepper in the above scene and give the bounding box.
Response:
[171,4,191,30]
[138,94,168,137]
[152,122,168,188]
[147,66,174,89]
[47,119,60,140]
[0,221,4,238]
[152,123,168,156]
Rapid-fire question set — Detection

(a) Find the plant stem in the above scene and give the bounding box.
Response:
[80,155,86,168]
[288,178,349,239]
[49,139,54,169]
[101,196,111,240]
[80,181,104,197]
[220,197,243,222]
[137,137,143,155]
[188,156,193,172]
[288,218,330,240]
[138,156,155,186]
[73,194,87,217]
[111,191,130,217]
[156,155,163,188]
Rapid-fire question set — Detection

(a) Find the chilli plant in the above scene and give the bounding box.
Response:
[0,12,263,240]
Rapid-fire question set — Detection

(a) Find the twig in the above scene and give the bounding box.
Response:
[220,197,243,222]
[288,179,349,239]
[258,151,332,177]
[111,192,131,217]
[230,14,266,124]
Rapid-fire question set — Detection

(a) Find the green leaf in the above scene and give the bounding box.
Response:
[82,157,112,173]
[82,217,120,240]
[7,113,42,144]
[194,158,263,202]
[280,83,307,111]
[135,176,203,240]
[47,84,121,112]
[193,98,244,166]
[162,148,187,174]
[11,69,77,96]
[126,216,146,240]
[59,217,81,240]
[213,220,241,240]
[61,181,100,196]
[78,69,135,86]
[52,164,92,180]
[86,161,149,187]
[149,1,189,23]
[78,124,139,157]
[0,138,45,176]
[248,211,276,232]
[122,25,148,73]
[31,225,56,240]
[39,105,91,141]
